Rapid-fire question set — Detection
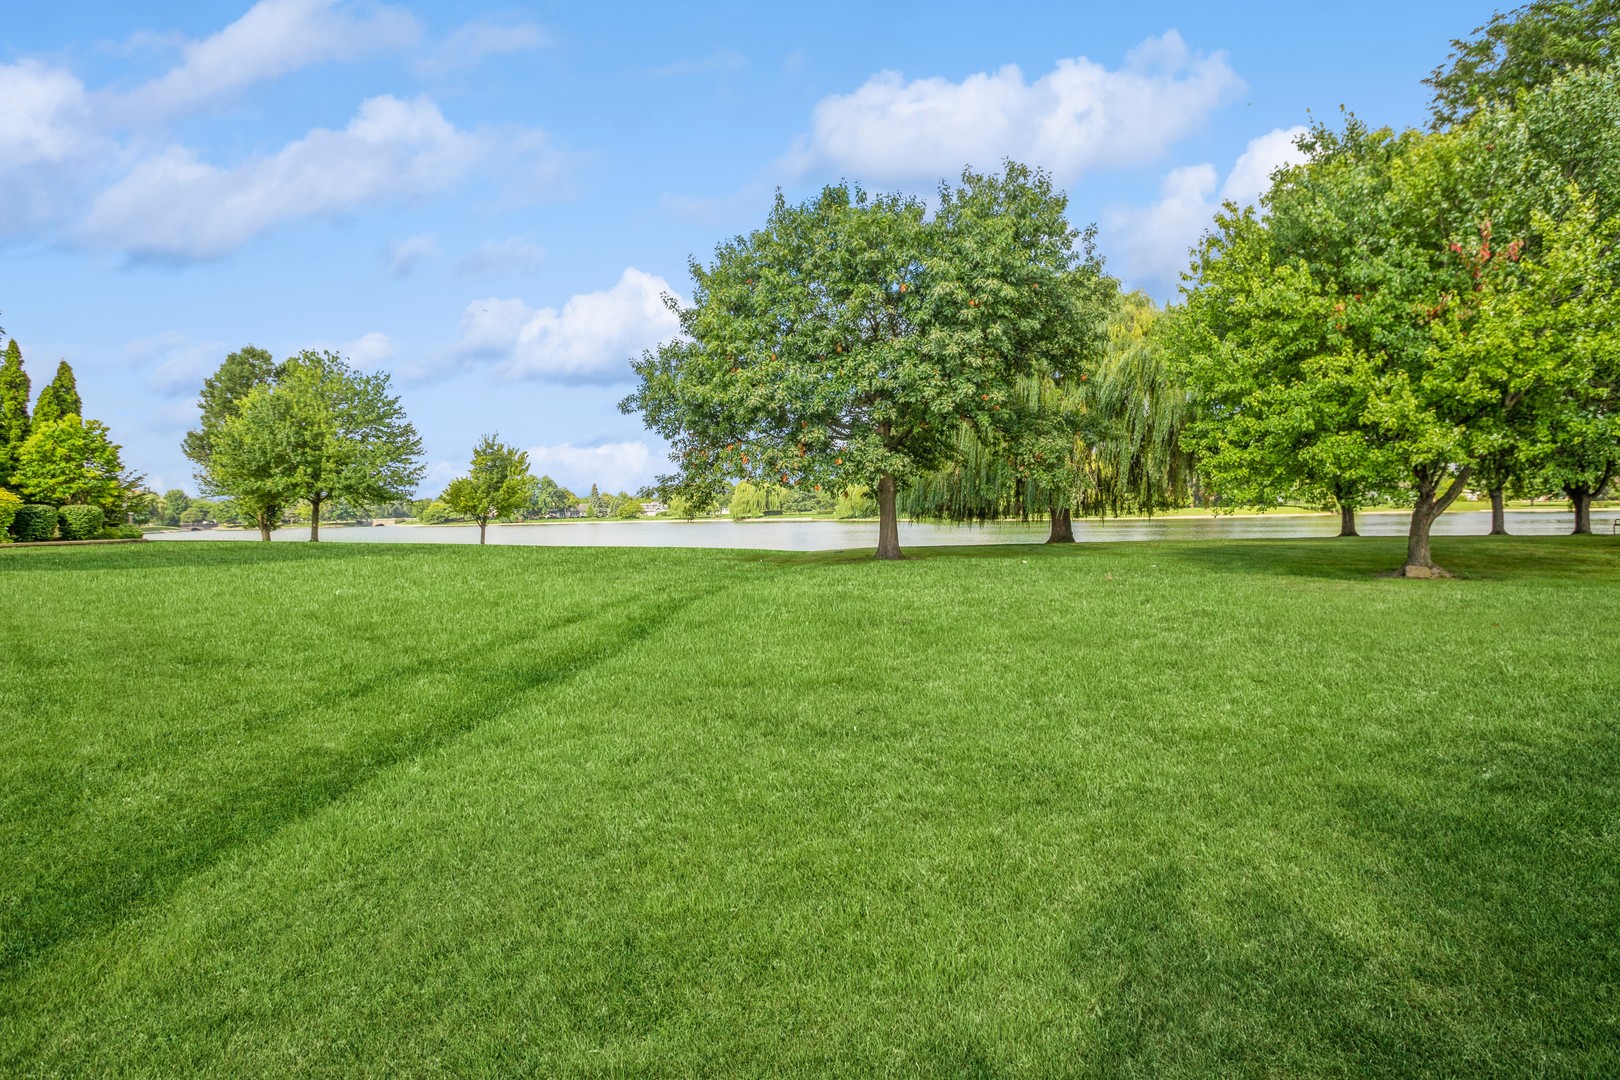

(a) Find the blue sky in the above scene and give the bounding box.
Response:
[1,0,1499,496]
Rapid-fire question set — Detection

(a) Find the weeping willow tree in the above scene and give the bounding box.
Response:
[903,291,1191,540]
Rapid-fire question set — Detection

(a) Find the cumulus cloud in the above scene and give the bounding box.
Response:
[456,268,682,383]
[344,331,395,367]
[82,96,484,259]
[1106,126,1307,287]
[455,237,545,277]
[386,233,440,277]
[0,4,569,257]
[525,441,653,493]
[117,0,420,120]
[782,32,1242,184]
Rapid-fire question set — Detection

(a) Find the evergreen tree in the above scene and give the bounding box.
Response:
[0,339,30,491]
[32,360,82,426]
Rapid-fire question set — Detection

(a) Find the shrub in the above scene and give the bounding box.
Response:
[57,505,106,540]
[0,490,20,541]
[11,504,58,542]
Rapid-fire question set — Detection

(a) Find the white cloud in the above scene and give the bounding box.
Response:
[525,441,653,493]
[0,60,96,170]
[455,237,545,277]
[457,268,682,383]
[117,0,420,119]
[386,234,439,277]
[782,32,1243,184]
[82,96,484,259]
[1106,126,1307,287]
[422,18,551,74]
[344,331,395,367]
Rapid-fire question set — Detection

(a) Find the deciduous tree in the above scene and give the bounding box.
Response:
[441,435,537,544]
[624,163,1090,559]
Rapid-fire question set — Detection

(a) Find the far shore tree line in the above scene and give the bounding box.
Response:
[8,2,1616,573]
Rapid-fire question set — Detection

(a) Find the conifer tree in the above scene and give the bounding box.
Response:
[32,360,82,426]
[0,339,31,492]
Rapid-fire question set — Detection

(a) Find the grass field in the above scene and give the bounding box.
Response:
[2,536,1618,1077]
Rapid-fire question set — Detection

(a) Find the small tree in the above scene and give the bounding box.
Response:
[441,435,537,544]
[13,415,138,517]
[729,481,766,520]
[279,351,423,540]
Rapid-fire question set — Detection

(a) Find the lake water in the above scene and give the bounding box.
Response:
[149,508,1618,550]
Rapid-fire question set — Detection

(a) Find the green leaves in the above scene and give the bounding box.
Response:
[622,163,1097,556]
[441,435,538,533]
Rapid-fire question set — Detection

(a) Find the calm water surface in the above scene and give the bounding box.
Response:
[149,509,1618,550]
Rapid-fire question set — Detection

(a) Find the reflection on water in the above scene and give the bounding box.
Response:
[149,508,1618,551]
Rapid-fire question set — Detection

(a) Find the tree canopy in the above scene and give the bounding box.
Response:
[441,435,538,543]
[623,162,1098,559]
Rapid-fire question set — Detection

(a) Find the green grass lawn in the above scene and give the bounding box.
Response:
[2,536,1617,1078]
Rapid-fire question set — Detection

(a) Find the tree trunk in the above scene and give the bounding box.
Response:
[309,498,321,542]
[1404,467,1469,574]
[1047,505,1075,544]
[1337,502,1358,537]
[479,520,488,545]
[1568,486,1593,534]
[874,473,902,560]
[258,512,273,542]
[1488,487,1508,535]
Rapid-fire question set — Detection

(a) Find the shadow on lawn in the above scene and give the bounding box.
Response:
[1006,727,1620,1078]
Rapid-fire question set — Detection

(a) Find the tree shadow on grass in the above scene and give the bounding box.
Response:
[1055,863,1466,1080]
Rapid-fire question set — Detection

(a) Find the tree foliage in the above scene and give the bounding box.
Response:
[441,435,537,543]
[13,414,138,518]
[623,162,1096,559]
[1427,0,1620,128]
[0,339,30,492]
[31,360,82,427]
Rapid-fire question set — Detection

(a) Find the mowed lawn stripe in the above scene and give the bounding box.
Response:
[0,543,738,979]
[1,536,1617,1077]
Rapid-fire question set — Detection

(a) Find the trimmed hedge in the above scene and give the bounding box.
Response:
[58,505,105,541]
[0,490,20,542]
[11,504,58,542]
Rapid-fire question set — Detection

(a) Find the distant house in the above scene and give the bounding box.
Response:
[640,501,667,516]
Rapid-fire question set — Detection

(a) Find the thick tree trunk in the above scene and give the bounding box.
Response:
[1568,487,1593,534]
[309,498,321,542]
[257,513,273,542]
[1047,505,1075,544]
[1489,488,1508,535]
[1404,467,1469,575]
[479,520,488,545]
[874,473,902,560]
[1337,502,1358,537]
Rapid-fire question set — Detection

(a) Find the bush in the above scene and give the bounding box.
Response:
[0,490,20,541]
[58,505,106,540]
[11,504,58,542]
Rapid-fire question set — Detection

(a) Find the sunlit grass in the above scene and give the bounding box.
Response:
[2,536,1617,1077]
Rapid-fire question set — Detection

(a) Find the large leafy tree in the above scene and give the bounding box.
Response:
[624,163,1090,559]
[441,435,537,544]
[31,360,82,426]
[13,414,139,519]
[1173,201,1402,537]
[0,339,30,492]
[1427,0,1620,128]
